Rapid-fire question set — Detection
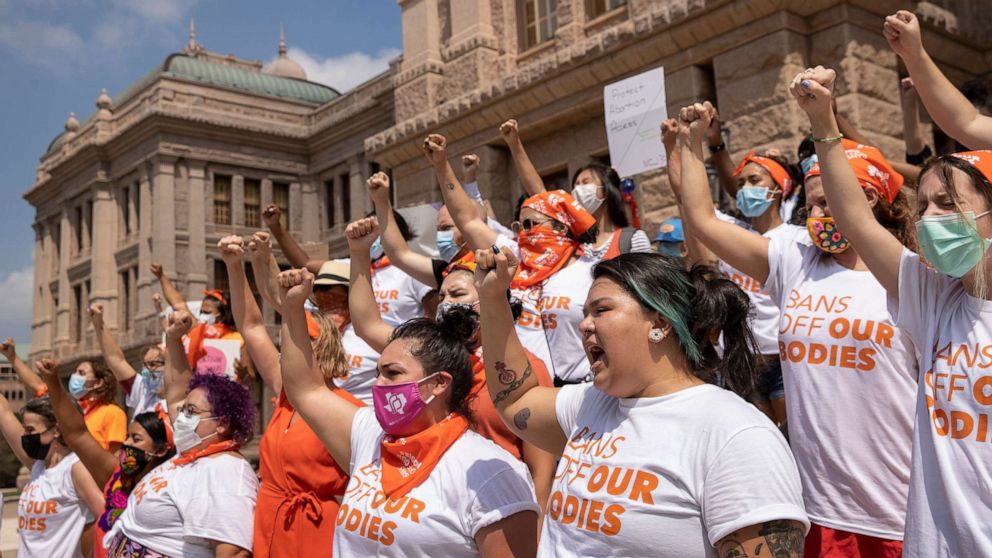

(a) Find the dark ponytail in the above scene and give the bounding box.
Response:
[389,316,475,420]
[592,253,758,399]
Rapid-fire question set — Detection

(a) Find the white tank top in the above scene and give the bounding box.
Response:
[18,452,90,558]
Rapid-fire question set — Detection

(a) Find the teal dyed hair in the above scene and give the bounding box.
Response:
[592,252,758,399]
[623,265,702,366]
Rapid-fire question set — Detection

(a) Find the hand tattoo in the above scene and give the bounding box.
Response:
[492,361,532,405]
[513,408,531,431]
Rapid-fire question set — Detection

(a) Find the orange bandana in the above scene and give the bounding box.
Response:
[380,412,469,499]
[203,290,227,305]
[806,139,904,203]
[513,226,578,289]
[155,403,174,450]
[952,151,992,183]
[733,152,794,198]
[523,190,596,238]
[442,253,477,279]
[185,323,233,369]
[371,256,392,271]
[79,398,101,417]
[173,439,240,466]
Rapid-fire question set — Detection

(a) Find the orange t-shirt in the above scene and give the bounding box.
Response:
[253,388,364,558]
[83,402,127,451]
[469,349,552,460]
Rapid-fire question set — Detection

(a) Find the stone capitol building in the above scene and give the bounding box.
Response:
[22,0,991,423]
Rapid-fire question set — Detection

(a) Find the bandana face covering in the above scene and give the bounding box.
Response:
[807,217,851,254]
[514,225,578,288]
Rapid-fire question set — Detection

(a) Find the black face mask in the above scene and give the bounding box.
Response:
[119,444,151,475]
[21,432,52,461]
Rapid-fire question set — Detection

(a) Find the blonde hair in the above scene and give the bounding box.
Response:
[310,311,349,379]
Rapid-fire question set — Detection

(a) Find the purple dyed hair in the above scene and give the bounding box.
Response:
[187,373,255,445]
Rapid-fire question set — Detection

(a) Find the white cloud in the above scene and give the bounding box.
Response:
[0,20,85,72]
[0,267,34,343]
[283,46,400,92]
[110,0,197,24]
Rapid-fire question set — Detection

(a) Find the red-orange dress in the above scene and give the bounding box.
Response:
[253,388,363,558]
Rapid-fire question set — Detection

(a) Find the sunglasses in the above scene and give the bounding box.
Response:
[511,218,561,233]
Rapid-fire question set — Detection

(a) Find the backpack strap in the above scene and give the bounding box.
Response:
[619,227,635,254]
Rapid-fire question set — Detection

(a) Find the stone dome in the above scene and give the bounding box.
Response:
[263,24,307,80]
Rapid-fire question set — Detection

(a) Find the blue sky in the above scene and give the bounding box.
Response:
[0,0,403,342]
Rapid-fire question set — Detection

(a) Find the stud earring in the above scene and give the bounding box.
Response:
[648,328,665,343]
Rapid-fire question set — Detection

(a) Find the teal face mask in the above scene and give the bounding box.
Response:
[735,187,777,218]
[916,210,992,278]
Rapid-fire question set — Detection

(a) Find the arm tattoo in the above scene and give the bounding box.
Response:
[445,182,455,191]
[716,520,803,558]
[513,408,531,431]
[758,520,803,557]
[491,361,532,405]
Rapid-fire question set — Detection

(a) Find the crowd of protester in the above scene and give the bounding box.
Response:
[2,10,991,557]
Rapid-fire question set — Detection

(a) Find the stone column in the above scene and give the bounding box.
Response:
[30,223,50,353]
[442,0,500,99]
[395,0,445,122]
[809,17,903,157]
[136,163,154,316]
[89,182,117,327]
[476,145,512,222]
[260,178,274,212]
[187,161,208,295]
[151,157,178,300]
[289,182,303,233]
[299,178,319,241]
[713,29,809,160]
[349,158,366,219]
[55,208,72,345]
[232,175,245,227]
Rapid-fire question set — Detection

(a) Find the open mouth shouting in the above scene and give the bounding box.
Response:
[585,342,607,374]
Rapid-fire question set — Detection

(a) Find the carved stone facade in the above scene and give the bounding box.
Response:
[23,0,990,383]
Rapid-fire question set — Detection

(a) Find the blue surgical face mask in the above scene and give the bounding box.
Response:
[917,210,992,278]
[68,373,90,399]
[735,186,777,218]
[140,368,164,395]
[436,230,460,262]
[370,238,384,261]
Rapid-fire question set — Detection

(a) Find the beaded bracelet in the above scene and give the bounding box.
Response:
[811,134,844,144]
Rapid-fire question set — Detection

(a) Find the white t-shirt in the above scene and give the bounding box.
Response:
[718,223,807,355]
[18,453,90,558]
[335,323,381,405]
[495,234,554,371]
[372,263,433,326]
[335,408,540,557]
[124,376,167,418]
[764,235,916,539]
[498,233,598,383]
[893,249,992,557]
[113,453,258,557]
[543,383,808,557]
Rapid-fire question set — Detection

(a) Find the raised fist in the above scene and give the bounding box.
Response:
[166,310,195,340]
[218,236,245,264]
[421,134,449,169]
[247,231,272,258]
[660,118,681,152]
[677,102,716,147]
[462,154,481,183]
[367,172,391,200]
[152,293,165,313]
[499,119,520,144]
[35,358,60,384]
[262,205,282,229]
[150,263,164,278]
[345,217,381,253]
[88,303,105,329]
[883,10,923,62]
[0,339,15,360]
[474,245,520,296]
[278,268,315,308]
[788,66,836,119]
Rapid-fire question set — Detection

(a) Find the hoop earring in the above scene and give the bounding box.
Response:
[648,328,665,344]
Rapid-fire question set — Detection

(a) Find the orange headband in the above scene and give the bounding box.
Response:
[806,139,904,203]
[952,151,992,184]
[203,289,227,306]
[733,152,794,198]
[522,190,596,238]
[442,253,477,280]
[155,403,175,450]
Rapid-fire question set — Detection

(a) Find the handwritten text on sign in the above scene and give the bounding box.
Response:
[604,67,668,178]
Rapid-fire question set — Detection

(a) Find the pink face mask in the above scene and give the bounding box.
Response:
[372,373,439,436]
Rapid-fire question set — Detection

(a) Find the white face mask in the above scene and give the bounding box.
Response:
[573,183,603,213]
[198,312,217,326]
[172,411,218,454]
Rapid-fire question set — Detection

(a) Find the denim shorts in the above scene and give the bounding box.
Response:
[754,357,785,402]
